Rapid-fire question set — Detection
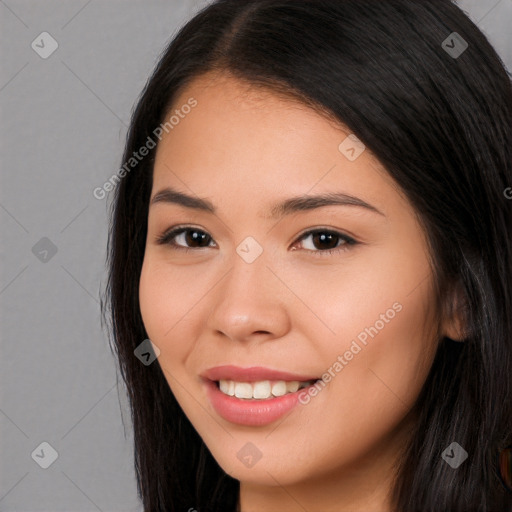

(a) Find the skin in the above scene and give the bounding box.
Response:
[139,71,462,512]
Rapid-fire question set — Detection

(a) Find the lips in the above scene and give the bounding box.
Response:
[201,365,322,426]
[201,365,319,383]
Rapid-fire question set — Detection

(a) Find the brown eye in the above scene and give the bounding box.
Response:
[156,227,214,249]
[310,232,342,250]
[293,229,357,257]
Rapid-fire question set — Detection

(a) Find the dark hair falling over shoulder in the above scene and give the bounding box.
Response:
[102,1,512,510]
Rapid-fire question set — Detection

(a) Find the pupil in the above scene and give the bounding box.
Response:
[313,232,338,250]
[186,230,210,247]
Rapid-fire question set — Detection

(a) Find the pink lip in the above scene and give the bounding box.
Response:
[203,378,319,426]
[201,365,318,382]
[201,366,320,427]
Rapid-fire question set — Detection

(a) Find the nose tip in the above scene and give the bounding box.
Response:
[205,259,290,344]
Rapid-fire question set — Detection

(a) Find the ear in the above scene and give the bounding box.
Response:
[440,283,469,342]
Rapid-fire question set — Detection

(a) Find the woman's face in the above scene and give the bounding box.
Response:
[139,72,449,496]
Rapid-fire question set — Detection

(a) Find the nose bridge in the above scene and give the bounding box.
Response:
[206,236,289,340]
[222,237,275,311]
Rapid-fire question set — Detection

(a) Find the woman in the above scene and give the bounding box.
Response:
[103,0,512,510]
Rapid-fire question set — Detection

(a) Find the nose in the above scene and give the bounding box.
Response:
[205,248,291,344]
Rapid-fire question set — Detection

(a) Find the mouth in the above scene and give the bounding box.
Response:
[201,365,322,426]
[214,378,319,400]
[204,378,321,427]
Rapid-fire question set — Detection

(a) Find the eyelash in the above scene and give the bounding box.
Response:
[155,225,358,257]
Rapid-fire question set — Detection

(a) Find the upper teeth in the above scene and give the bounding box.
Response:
[218,380,315,400]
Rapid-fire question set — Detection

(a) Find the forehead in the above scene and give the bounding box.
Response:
[151,72,404,220]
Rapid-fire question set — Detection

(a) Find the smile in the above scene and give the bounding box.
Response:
[217,379,317,400]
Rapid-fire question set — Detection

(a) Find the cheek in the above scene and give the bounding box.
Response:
[291,296,437,477]
[139,258,189,358]
[285,246,437,433]
[360,288,438,401]
[278,242,434,354]
[139,260,166,341]
[139,255,218,377]
[319,281,437,447]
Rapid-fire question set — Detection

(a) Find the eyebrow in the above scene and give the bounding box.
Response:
[150,187,385,218]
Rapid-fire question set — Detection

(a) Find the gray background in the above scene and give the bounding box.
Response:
[0,1,510,510]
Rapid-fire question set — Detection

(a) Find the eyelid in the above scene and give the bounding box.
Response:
[292,228,358,257]
[155,224,216,247]
[294,225,358,244]
[155,224,359,256]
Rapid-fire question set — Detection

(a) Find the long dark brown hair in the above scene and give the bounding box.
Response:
[103,1,512,510]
